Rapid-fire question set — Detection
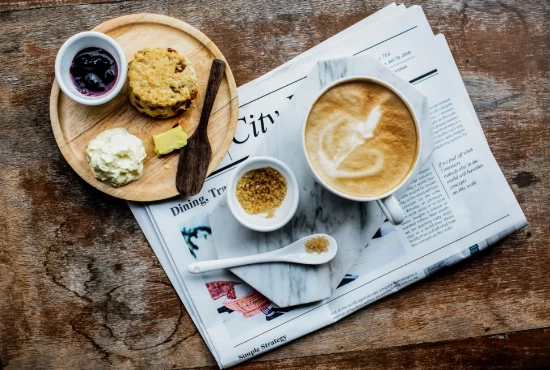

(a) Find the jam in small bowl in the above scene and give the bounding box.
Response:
[55,31,127,106]
[70,47,118,96]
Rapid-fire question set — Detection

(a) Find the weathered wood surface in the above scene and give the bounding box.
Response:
[0,0,548,369]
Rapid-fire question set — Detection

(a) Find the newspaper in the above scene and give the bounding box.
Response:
[128,4,526,368]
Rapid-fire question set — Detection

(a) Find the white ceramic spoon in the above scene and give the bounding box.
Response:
[187,234,337,274]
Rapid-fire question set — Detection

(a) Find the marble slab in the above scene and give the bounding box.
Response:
[209,55,434,307]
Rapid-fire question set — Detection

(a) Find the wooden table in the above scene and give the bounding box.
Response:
[0,1,548,369]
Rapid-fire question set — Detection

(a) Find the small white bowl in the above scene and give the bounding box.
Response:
[55,31,127,106]
[227,156,299,232]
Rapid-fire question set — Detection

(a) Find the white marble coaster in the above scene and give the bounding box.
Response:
[209,56,433,307]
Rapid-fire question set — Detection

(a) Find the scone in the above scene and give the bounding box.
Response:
[128,47,198,118]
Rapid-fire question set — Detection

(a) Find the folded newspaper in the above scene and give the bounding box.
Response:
[129,4,526,368]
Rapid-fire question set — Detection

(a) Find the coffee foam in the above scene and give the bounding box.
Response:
[305,81,418,198]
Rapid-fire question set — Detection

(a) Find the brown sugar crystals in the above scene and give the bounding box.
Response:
[305,236,329,254]
[236,167,287,218]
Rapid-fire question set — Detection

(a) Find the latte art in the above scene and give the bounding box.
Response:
[305,81,418,198]
[318,104,385,179]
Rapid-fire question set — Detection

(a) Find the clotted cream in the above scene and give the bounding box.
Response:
[86,128,146,187]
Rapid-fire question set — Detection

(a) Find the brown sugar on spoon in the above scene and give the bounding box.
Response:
[305,236,329,254]
[236,167,287,218]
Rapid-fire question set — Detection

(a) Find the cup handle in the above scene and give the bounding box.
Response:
[376,195,405,225]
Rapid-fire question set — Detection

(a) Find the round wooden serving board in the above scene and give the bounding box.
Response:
[50,13,238,201]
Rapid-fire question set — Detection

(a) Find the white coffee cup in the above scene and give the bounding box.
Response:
[301,76,423,225]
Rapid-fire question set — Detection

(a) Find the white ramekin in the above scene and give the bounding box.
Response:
[55,31,126,106]
[227,156,299,232]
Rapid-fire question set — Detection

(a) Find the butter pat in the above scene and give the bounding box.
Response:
[153,126,188,155]
[86,128,146,188]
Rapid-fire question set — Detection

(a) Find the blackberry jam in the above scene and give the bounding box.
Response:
[70,47,118,96]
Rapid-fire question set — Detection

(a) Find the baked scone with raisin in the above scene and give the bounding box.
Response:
[128,47,198,118]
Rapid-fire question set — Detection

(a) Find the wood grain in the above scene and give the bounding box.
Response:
[0,0,548,369]
[243,328,550,370]
[176,59,225,196]
[50,13,239,201]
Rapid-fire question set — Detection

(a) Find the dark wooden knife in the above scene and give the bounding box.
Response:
[176,59,226,196]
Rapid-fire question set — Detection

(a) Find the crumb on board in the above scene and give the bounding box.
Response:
[305,236,329,254]
[235,167,287,218]
[164,164,170,170]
